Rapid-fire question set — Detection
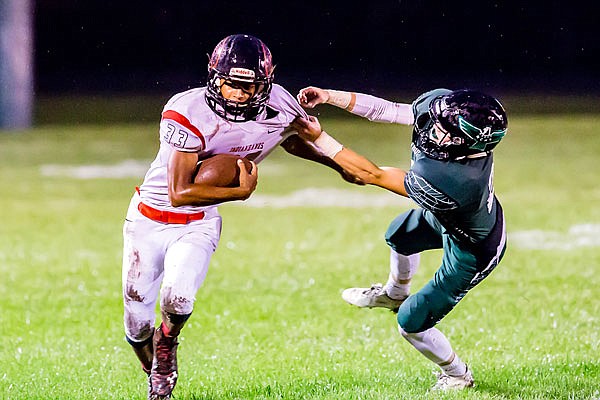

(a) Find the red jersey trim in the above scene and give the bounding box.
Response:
[161,110,206,149]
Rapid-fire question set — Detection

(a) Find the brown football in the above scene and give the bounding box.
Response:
[194,154,253,187]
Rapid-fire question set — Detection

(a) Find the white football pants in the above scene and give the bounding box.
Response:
[122,193,222,342]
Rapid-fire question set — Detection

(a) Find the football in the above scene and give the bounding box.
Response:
[194,154,253,187]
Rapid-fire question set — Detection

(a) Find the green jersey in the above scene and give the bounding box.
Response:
[404,89,498,244]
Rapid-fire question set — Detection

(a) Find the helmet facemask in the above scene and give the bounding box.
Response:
[206,71,272,122]
[427,122,464,147]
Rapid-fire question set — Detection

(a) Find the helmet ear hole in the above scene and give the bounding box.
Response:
[205,34,274,122]
[451,136,463,145]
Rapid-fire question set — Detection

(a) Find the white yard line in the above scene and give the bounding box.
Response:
[40,160,411,208]
[40,160,150,179]
[241,187,411,208]
[40,161,600,249]
[509,224,600,250]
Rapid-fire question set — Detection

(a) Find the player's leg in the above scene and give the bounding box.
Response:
[398,326,473,389]
[384,250,420,301]
[159,216,221,332]
[122,215,165,375]
[149,216,222,399]
[394,239,475,389]
[385,209,446,298]
[342,209,442,310]
[398,205,507,331]
[396,217,506,390]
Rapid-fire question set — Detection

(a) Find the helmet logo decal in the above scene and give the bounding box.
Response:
[458,116,507,151]
[229,68,255,79]
[260,42,274,77]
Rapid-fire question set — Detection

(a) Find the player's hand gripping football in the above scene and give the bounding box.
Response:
[297,86,329,108]
[236,159,258,200]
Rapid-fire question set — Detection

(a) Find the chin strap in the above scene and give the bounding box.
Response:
[454,151,490,160]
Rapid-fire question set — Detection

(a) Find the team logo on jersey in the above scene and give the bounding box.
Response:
[458,116,507,151]
[229,142,264,152]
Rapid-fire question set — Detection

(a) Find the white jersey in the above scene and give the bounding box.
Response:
[138,84,307,213]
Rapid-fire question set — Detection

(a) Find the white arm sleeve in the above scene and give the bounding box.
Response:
[350,93,414,125]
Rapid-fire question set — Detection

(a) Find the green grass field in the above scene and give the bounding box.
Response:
[0,100,599,399]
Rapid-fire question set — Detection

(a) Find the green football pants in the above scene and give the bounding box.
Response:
[384,207,506,333]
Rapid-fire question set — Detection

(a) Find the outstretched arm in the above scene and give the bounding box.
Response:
[291,116,408,197]
[297,86,414,125]
[331,146,408,197]
[280,134,363,185]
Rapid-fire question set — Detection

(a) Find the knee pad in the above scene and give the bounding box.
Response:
[396,291,440,333]
[396,297,428,333]
[397,282,457,333]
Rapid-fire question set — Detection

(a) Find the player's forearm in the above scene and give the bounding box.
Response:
[170,184,252,207]
[325,90,414,125]
[290,118,408,194]
[281,134,364,184]
[324,90,354,110]
[373,166,409,197]
[331,148,408,196]
[280,134,329,163]
[294,129,409,196]
[330,147,378,182]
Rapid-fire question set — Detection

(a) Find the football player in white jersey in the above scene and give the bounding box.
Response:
[122,34,353,400]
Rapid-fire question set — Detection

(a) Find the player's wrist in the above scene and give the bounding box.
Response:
[325,90,351,109]
[314,131,343,158]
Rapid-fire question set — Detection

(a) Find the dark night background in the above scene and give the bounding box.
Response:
[34,0,599,100]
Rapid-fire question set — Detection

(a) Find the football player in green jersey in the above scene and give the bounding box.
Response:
[293,87,508,390]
